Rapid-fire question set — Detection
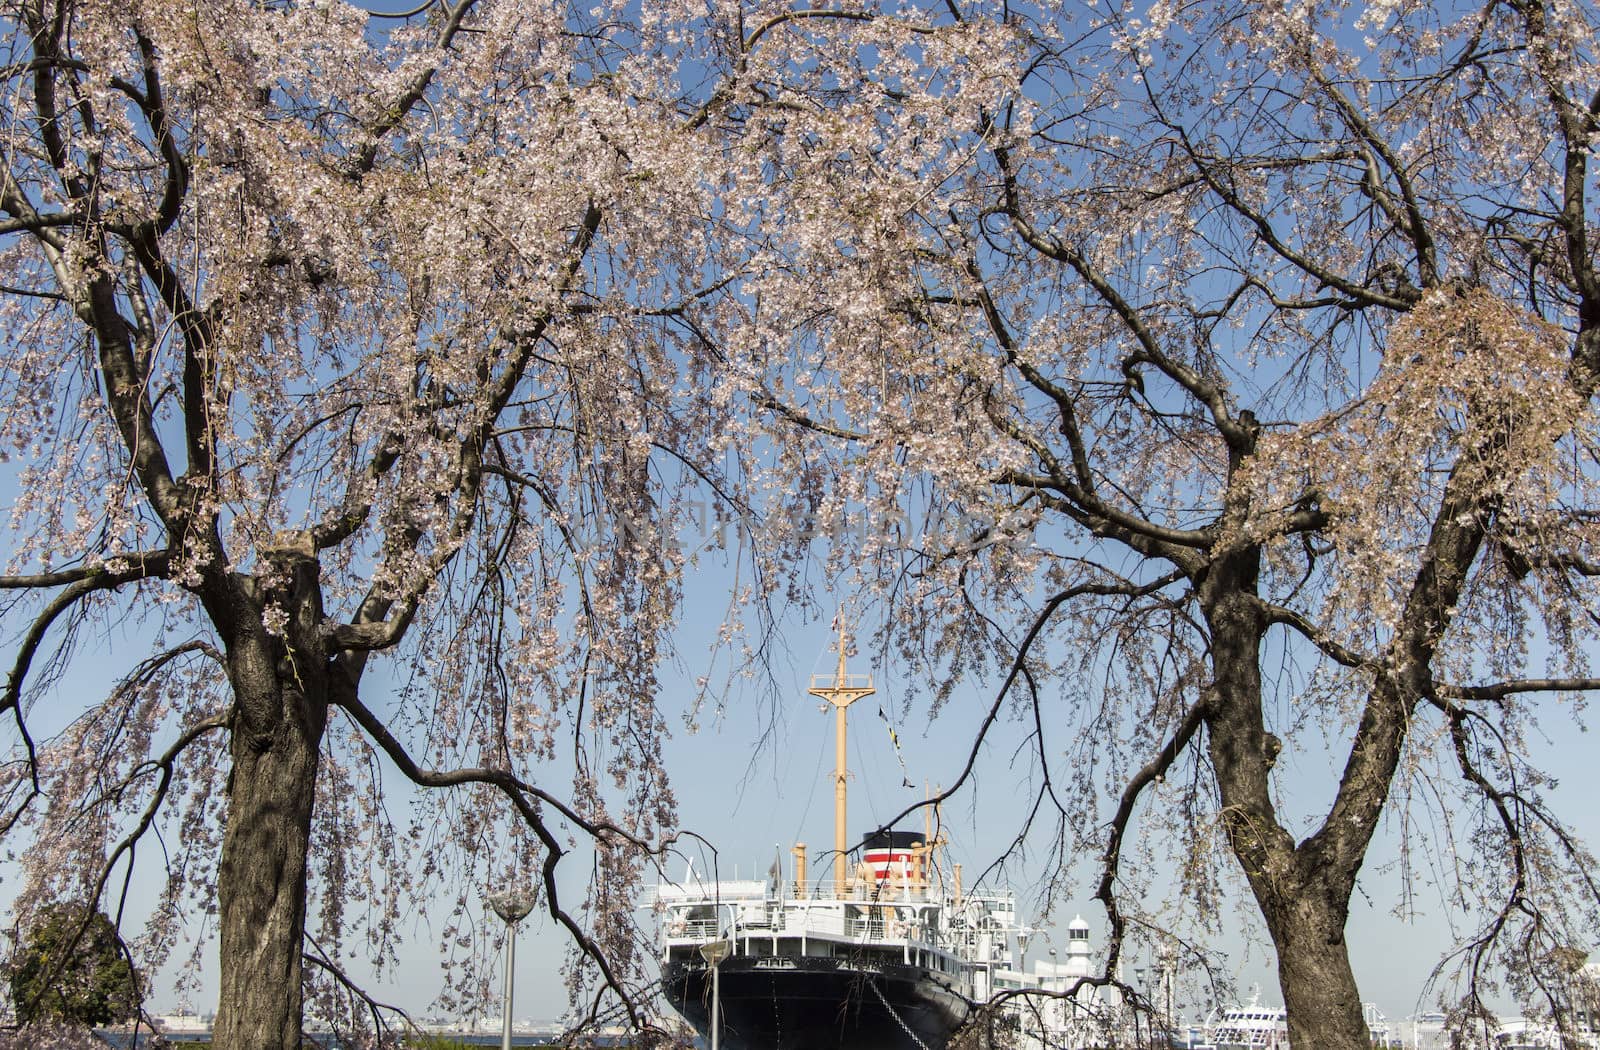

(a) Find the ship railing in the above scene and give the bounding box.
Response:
[664,909,976,972]
[783,882,943,904]
[847,917,886,939]
[652,882,1014,910]
[662,918,720,940]
[809,672,874,690]
[654,881,973,907]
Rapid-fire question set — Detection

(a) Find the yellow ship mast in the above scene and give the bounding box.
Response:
[808,618,874,898]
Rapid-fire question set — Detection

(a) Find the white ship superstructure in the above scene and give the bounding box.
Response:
[655,855,1033,1048]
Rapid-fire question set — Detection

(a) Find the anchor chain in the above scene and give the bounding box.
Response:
[869,977,932,1050]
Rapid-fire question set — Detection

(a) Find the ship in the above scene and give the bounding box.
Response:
[653,625,1047,1049]
[1202,997,1288,1049]
[1185,992,1398,1049]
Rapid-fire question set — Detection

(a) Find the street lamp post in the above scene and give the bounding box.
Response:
[1156,943,1176,1047]
[699,938,732,1050]
[488,889,536,1050]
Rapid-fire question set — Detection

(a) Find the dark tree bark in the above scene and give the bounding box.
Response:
[1201,551,1379,1049]
[1264,887,1369,1049]
[1192,419,1496,1048]
[212,555,331,1050]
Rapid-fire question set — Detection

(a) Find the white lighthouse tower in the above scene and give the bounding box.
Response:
[1063,914,1095,977]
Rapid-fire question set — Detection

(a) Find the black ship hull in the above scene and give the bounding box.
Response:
[662,954,970,1050]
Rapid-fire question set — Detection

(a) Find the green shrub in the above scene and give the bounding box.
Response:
[6,903,141,1027]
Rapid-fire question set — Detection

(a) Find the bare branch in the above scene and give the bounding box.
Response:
[302,935,418,1044]
[754,392,869,442]
[870,568,1188,840]
[3,561,171,792]
[0,551,169,590]
[345,0,482,177]
[990,140,1263,451]
[1259,600,1372,670]
[1440,677,1600,701]
[1094,691,1209,978]
[328,688,655,1029]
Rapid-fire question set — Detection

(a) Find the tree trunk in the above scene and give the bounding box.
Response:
[1202,567,1374,1050]
[1260,878,1372,1049]
[213,700,324,1050]
[211,557,330,1050]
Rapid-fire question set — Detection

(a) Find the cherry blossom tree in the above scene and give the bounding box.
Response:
[0,0,754,1045]
[726,0,1600,1045]
[0,1,1027,1047]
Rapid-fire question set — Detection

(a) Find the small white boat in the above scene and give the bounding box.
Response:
[1199,993,1395,1049]
[1208,993,1287,1049]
